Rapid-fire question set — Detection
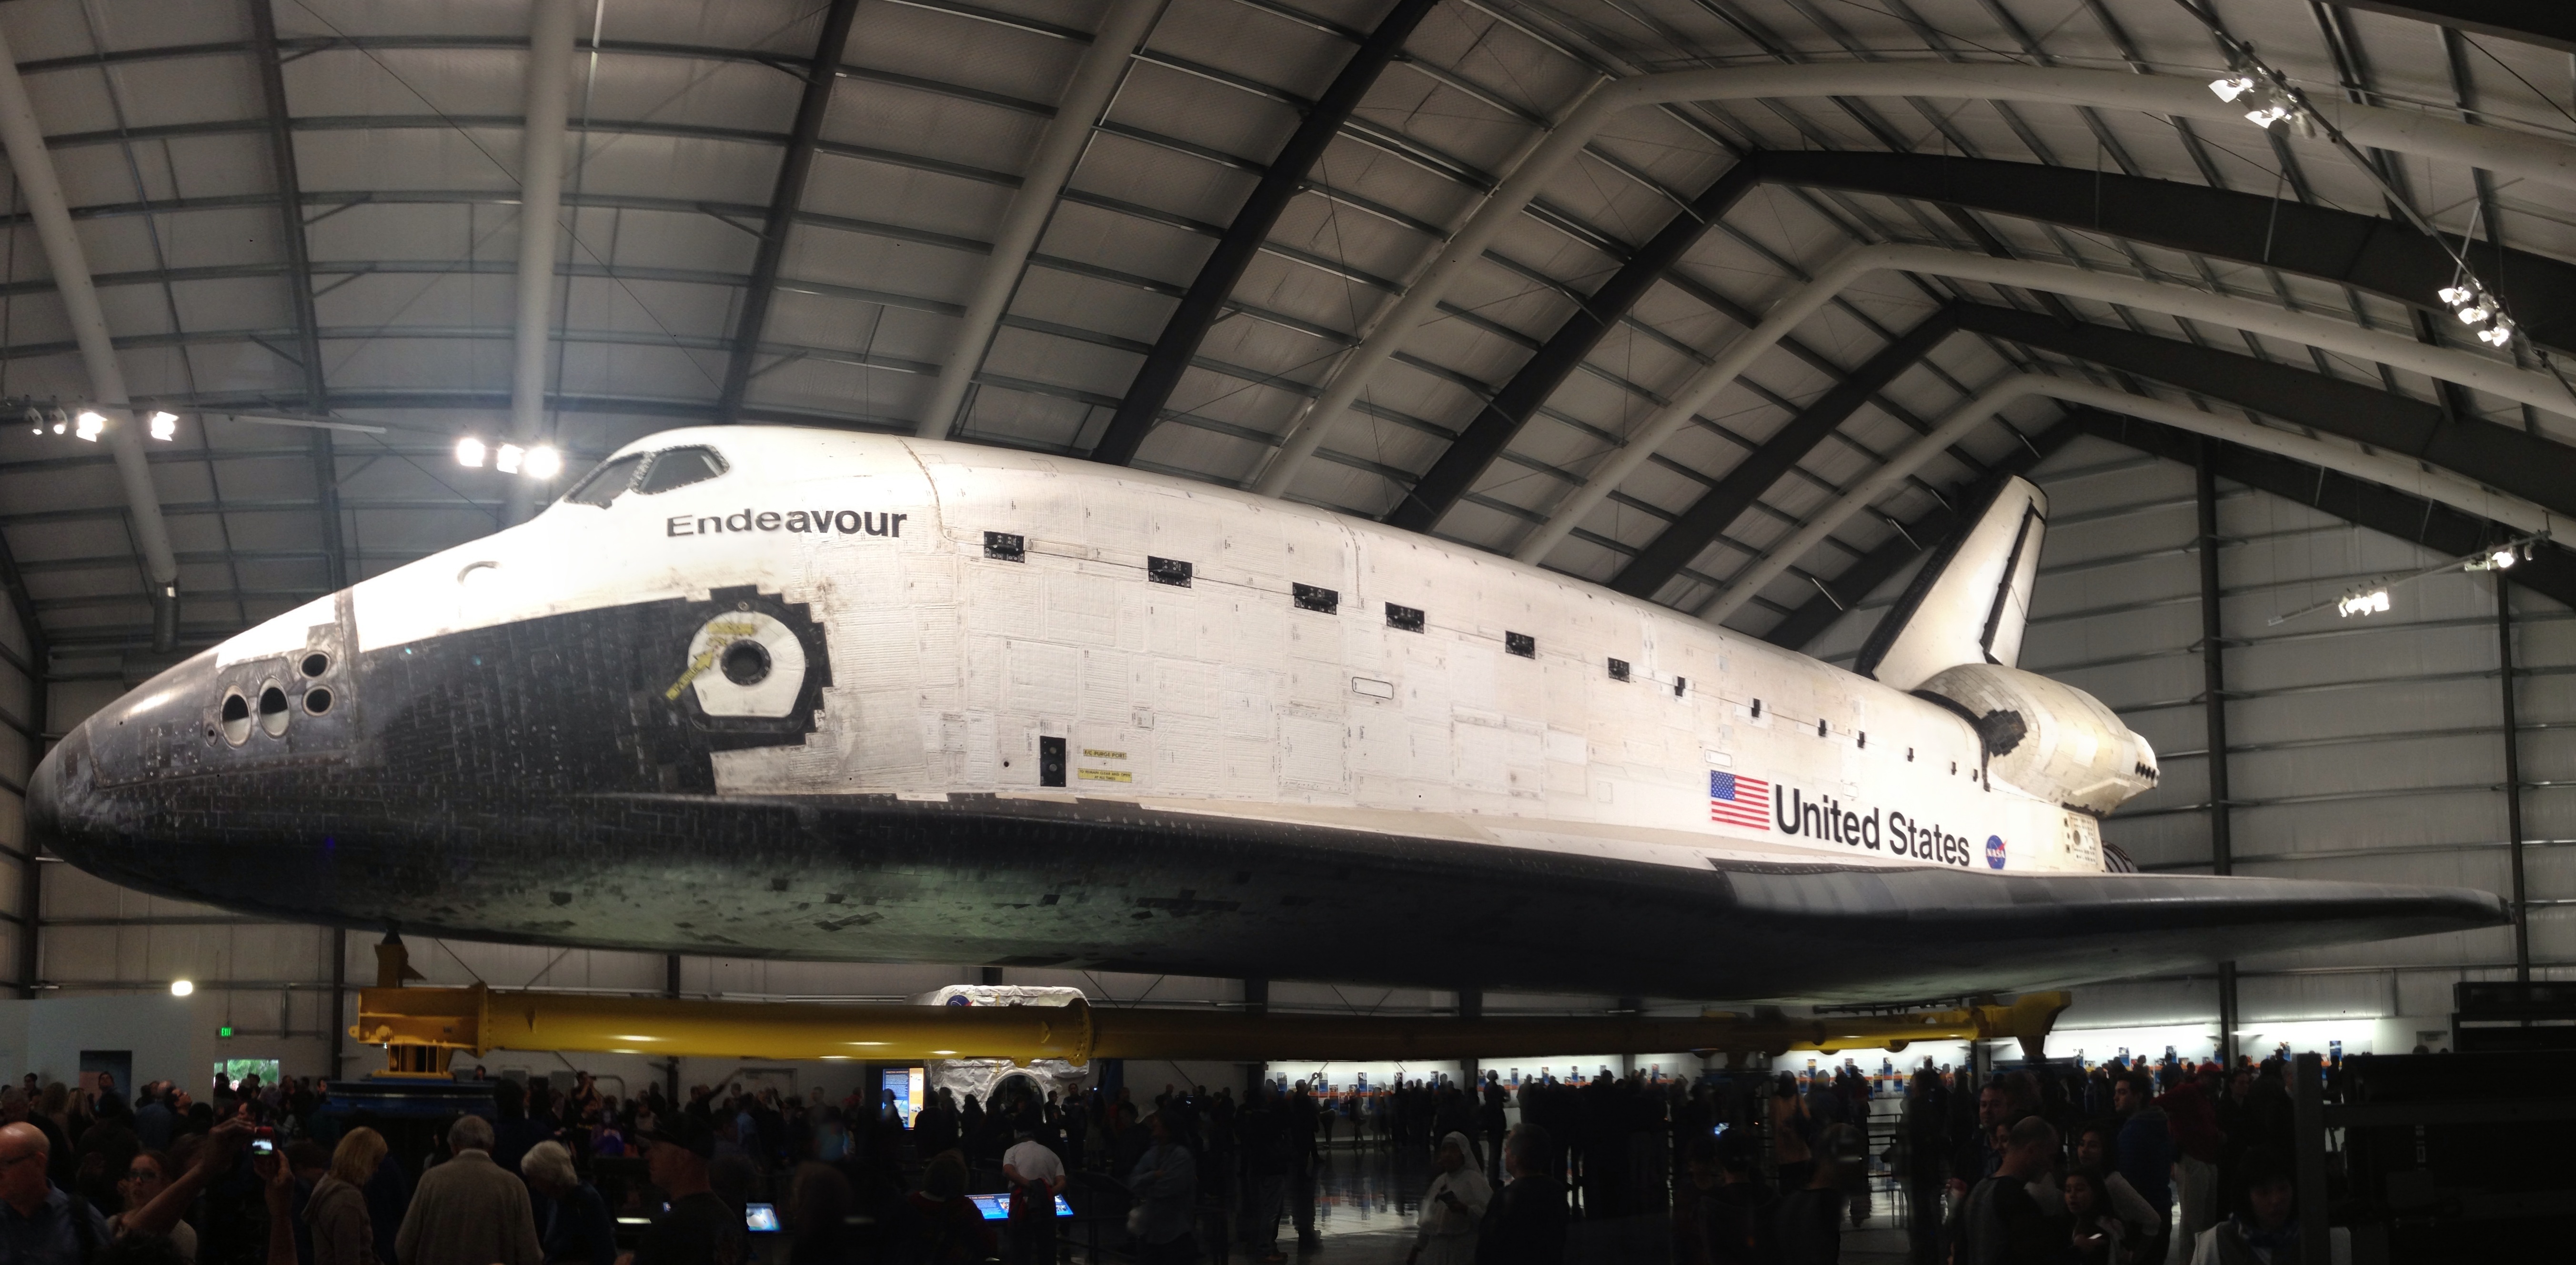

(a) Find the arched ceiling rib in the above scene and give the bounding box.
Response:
[0,0,2572,664]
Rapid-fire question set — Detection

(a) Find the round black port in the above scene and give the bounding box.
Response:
[301,652,330,678]
[219,692,251,745]
[258,685,291,737]
[304,687,333,715]
[720,639,772,686]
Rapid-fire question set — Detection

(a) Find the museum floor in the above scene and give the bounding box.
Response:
[1121,1143,1916,1265]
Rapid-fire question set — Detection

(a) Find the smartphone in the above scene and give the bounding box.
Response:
[744,1204,780,1233]
[250,1127,275,1156]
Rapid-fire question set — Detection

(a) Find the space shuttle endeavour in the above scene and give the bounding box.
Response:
[27,428,2503,1000]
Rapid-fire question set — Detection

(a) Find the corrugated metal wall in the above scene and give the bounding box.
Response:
[1817,434,2562,1053]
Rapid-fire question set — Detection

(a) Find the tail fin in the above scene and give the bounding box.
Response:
[1855,475,2047,692]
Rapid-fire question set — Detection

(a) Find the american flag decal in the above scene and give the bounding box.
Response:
[1709,771,1771,831]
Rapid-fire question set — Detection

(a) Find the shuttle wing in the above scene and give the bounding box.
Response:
[1860,475,2049,692]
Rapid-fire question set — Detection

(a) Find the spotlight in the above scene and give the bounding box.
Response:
[495,443,525,475]
[2245,103,2293,129]
[2491,549,2517,570]
[47,409,65,435]
[74,410,106,442]
[523,445,562,480]
[2457,304,2491,324]
[2209,76,2256,103]
[2336,588,2389,618]
[2478,320,2515,348]
[2438,287,2475,306]
[169,979,194,997]
[455,436,487,468]
[23,407,40,435]
[147,411,178,441]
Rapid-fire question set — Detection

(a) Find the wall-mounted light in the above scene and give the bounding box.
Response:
[455,436,487,468]
[169,979,194,997]
[73,410,105,442]
[147,411,178,441]
[523,445,562,480]
[2336,588,2390,618]
[494,443,525,475]
[2208,75,2256,102]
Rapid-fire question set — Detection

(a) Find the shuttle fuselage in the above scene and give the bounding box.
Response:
[26,428,2503,999]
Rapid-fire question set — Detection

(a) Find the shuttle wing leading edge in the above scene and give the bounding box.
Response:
[1860,475,2049,692]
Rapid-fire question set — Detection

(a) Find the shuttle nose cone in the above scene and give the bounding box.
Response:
[22,647,228,879]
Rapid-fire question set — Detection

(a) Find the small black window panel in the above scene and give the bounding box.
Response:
[1672,676,1688,698]
[635,445,729,494]
[1505,632,1536,659]
[1607,658,1630,682]
[1751,699,1762,718]
[984,532,1026,562]
[1148,557,1192,587]
[561,453,645,507]
[1385,602,1425,633]
[1816,718,1828,738]
[1038,736,1066,788]
[1856,731,1866,749]
[1293,583,1339,614]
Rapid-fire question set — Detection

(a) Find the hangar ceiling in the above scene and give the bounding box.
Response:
[0,0,2572,1015]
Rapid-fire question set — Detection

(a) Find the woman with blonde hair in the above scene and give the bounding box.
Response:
[308,1127,388,1265]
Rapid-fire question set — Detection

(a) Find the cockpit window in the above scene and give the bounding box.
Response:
[561,453,645,507]
[637,446,729,494]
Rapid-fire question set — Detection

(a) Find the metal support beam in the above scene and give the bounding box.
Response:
[2083,411,2576,608]
[1762,415,2087,650]
[502,0,579,526]
[2334,1,2576,54]
[713,0,863,428]
[1091,0,1437,468]
[0,525,40,997]
[2292,1052,2328,1263]
[1249,60,2576,497]
[2200,436,2237,882]
[0,21,181,648]
[246,0,344,592]
[1385,155,1769,530]
[1955,303,2576,522]
[1761,149,2576,353]
[919,0,1162,440]
[1609,306,1958,600]
[2199,437,2239,1065]
[329,926,347,1076]
[2498,573,2530,980]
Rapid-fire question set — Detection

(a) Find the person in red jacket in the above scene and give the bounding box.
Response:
[2157,1073,2223,1247]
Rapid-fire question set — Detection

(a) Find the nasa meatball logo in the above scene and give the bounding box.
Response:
[1985,834,2007,869]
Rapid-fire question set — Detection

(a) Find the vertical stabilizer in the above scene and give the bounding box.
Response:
[1856,475,2048,692]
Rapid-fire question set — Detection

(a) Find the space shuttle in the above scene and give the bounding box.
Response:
[27,428,2502,1001]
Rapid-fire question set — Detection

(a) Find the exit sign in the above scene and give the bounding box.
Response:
[216,1025,234,1038]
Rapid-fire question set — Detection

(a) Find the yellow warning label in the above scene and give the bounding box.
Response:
[1077,768,1133,783]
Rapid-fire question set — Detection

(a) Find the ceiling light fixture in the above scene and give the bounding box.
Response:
[73,410,105,442]
[495,443,525,475]
[455,436,487,468]
[2177,0,2562,393]
[147,411,178,441]
[2273,531,2551,624]
[523,445,562,480]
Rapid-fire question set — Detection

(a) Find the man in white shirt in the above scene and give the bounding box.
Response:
[1001,1125,1067,1265]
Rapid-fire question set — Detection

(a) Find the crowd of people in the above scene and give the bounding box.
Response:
[0,1050,2343,1265]
[1670,1052,2330,1265]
